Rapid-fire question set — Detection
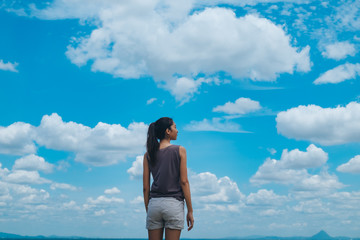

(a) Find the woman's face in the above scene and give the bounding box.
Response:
[168,122,178,140]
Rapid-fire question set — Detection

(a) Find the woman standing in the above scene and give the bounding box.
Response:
[143,117,194,240]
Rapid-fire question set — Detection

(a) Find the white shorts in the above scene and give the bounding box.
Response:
[146,197,184,230]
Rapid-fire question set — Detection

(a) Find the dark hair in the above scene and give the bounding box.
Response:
[146,117,174,166]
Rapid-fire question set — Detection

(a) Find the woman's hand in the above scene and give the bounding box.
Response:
[187,211,194,231]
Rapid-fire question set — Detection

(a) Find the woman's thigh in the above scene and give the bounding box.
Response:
[148,228,164,240]
[165,228,181,240]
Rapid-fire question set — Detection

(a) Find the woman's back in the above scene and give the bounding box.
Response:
[149,144,184,201]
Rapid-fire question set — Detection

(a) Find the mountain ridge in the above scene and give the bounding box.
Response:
[1,230,359,239]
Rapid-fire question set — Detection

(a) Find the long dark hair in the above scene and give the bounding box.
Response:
[146,117,173,166]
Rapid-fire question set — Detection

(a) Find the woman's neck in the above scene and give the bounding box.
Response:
[159,138,171,147]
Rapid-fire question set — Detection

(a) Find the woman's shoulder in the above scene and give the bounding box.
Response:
[175,145,186,154]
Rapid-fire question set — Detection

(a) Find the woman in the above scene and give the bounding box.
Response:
[143,117,194,240]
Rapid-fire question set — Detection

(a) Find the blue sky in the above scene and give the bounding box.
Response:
[1,0,360,238]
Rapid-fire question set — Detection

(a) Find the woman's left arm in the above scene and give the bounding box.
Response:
[143,153,150,212]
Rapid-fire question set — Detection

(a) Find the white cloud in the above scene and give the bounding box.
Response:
[213,97,261,115]
[331,0,360,32]
[4,170,51,185]
[0,113,148,166]
[294,170,344,192]
[250,145,343,193]
[18,189,50,204]
[314,63,360,85]
[130,196,143,205]
[190,172,245,204]
[280,144,328,169]
[13,154,54,173]
[94,209,106,216]
[165,77,214,104]
[276,102,360,145]
[259,209,283,216]
[293,199,330,214]
[63,200,80,210]
[127,156,143,180]
[35,113,148,166]
[0,122,36,155]
[0,163,10,178]
[246,189,288,206]
[28,1,310,102]
[50,183,78,191]
[84,195,125,210]
[337,155,360,174]
[104,187,121,194]
[146,98,157,105]
[322,41,357,60]
[267,148,277,155]
[183,117,247,133]
[0,59,18,72]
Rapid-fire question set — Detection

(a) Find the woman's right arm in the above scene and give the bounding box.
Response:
[143,153,150,213]
[179,146,194,231]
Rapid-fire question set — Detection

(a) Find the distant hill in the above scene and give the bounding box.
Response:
[312,230,332,239]
[1,230,358,240]
[0,232,24,238]
[0,232,84,239]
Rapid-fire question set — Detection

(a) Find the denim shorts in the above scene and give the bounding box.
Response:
[146,197,184,230]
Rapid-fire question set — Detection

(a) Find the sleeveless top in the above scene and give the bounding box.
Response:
[148,144,184,201]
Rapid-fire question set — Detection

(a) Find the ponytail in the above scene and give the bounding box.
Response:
[146,117,174,166]
[147,122,159,166]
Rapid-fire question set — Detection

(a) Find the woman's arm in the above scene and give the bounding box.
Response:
[179,146,194,231]
[143,153,150,213]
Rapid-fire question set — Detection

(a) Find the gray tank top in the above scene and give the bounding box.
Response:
[148,144,184,201]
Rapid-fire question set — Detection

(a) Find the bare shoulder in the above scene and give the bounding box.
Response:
[179,145,187,156]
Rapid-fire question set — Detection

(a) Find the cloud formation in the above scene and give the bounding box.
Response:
[13,154,54,173]
[314,63,360,85]
[337,155,360,174]
[322,41,356,60]
[190,171,245,211]
[0,122,36,155]
[276,102,360,145]
[0,59,18,72]
[0,113,148,166]
[28,1,311,103]
[183,117,247,133]
[213,97,261,115]
[127,156,143,180]
[250,145,343,193]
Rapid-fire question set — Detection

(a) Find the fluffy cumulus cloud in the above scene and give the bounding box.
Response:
[83,195,125,210]
[250,145,343,193]
[35,113,147,166]
[50,183,77,191]
[337,155,360,174]
[0,113,147,166]
[280,144,328,169]
[314,63,360,85]
[0,59,18,72]
[190,172,245,208]
[246,189,288,206]
[321,41,357,60]
[276,102,360,145]
[104,187,121,194]
[183,117,247,133]
[27,0,310,103]
[4,170,50,185]
[127,155,143,180]
[0,122,36,155]
[213,97,261,115]
[13,154,54,173]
